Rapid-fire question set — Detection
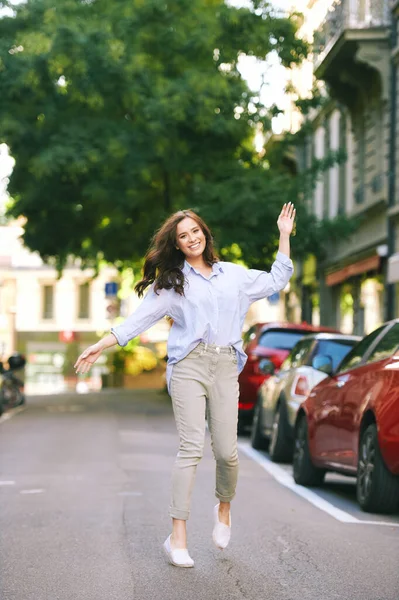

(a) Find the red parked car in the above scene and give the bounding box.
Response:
[293,319,399,514]
[238,322,338,431]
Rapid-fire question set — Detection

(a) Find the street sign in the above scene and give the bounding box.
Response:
[268,292,280,305]
[59,331,77,343]
[105,282,118,298]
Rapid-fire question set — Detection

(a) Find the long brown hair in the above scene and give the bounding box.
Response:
[135,209,219,297]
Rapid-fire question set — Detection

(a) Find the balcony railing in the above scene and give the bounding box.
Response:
[314,0,390,69]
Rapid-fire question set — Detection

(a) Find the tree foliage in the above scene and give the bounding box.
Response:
[1,0,316,270]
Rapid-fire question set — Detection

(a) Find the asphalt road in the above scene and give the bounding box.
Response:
[1,389,398,600]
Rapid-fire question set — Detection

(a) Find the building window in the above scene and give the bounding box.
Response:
[314,126,325,220]
[338,110,347,215]
[78,283,90,319]
[323,120,330,219]
[355,110,366,204]
[42,285,54,320]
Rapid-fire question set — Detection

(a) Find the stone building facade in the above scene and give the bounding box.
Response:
[288,0,397,335]
[386,1,399,316]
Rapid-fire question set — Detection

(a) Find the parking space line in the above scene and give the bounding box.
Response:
[238,441,399,527]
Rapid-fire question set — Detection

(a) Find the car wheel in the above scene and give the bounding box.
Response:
[357,423,399,514]
[269,403,292,463]
[293,416,325,486]
[250,400,268,450]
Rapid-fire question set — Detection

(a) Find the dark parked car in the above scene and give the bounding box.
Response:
[238,322,338,431]
[251,332,361,461]
[293,320,399,514]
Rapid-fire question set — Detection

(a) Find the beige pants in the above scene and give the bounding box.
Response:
[169,342,239,520]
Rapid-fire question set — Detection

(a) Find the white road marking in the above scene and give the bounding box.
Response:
[277,536,291,554]
[0,406,26,424]
[20,489,44,495]
[117,491,143,497]
[0,480,16,486]
[238,441,399,528]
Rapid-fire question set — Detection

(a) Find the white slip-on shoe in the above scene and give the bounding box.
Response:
[163,535,194,568]
[212,504,231,550]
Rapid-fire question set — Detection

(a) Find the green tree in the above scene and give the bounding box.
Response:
[0,0,310,269]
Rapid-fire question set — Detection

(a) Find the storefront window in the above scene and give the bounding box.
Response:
[361,277,383,334]
[395,284,399,318]
[339,277,383,335]
[339,284,354,333]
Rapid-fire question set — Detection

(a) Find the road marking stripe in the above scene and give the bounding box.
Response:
[20,489,44,495]
[0,405,26,425]
[238,441,399,527]
[0,481,16,486]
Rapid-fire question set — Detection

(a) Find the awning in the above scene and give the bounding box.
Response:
[326,255,380,287]
[387,253,399,284]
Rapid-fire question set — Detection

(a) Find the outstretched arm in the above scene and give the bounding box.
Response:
[240,202,295,304]
[74,333,118,374]
[74,284,171,374]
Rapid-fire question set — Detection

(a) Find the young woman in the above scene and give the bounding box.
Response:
[74,202,295,568]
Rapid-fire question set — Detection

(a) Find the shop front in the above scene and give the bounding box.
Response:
[387,253,399,317]
[324,254,383,335]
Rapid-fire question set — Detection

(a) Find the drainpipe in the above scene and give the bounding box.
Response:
[386,4,398,320]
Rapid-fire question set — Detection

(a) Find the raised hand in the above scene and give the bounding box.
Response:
[277,202,296,236]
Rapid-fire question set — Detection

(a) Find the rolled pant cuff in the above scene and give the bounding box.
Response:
[215,492,235,503]
[169,507,190,520]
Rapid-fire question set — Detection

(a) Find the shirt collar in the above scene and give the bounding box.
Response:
[182,261,223,277]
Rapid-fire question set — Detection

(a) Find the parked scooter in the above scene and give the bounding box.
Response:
[0,353,26,416]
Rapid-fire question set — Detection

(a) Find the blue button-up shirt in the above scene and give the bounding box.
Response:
[111,251,293,390]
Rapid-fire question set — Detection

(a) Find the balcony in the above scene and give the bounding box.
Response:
[313,0,391,77]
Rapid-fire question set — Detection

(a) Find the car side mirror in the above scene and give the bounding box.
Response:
[312,354,333,376]
[258,358,275,376]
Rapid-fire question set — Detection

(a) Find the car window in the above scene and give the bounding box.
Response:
[364,323,399,365]
[282,338,315,370]
[258,330,307,351]
[243,326,257,345]
[336,325,385,373]
[314,339,359,371]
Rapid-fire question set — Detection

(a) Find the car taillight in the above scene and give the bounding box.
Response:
[292,375,310,397]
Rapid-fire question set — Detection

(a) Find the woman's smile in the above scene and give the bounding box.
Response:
[188,241,200,250]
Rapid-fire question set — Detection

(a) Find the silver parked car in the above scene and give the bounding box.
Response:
[250,332,361,462]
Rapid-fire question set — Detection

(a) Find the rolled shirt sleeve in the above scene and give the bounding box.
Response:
[243,251,294,304]
[111,285,171,347]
